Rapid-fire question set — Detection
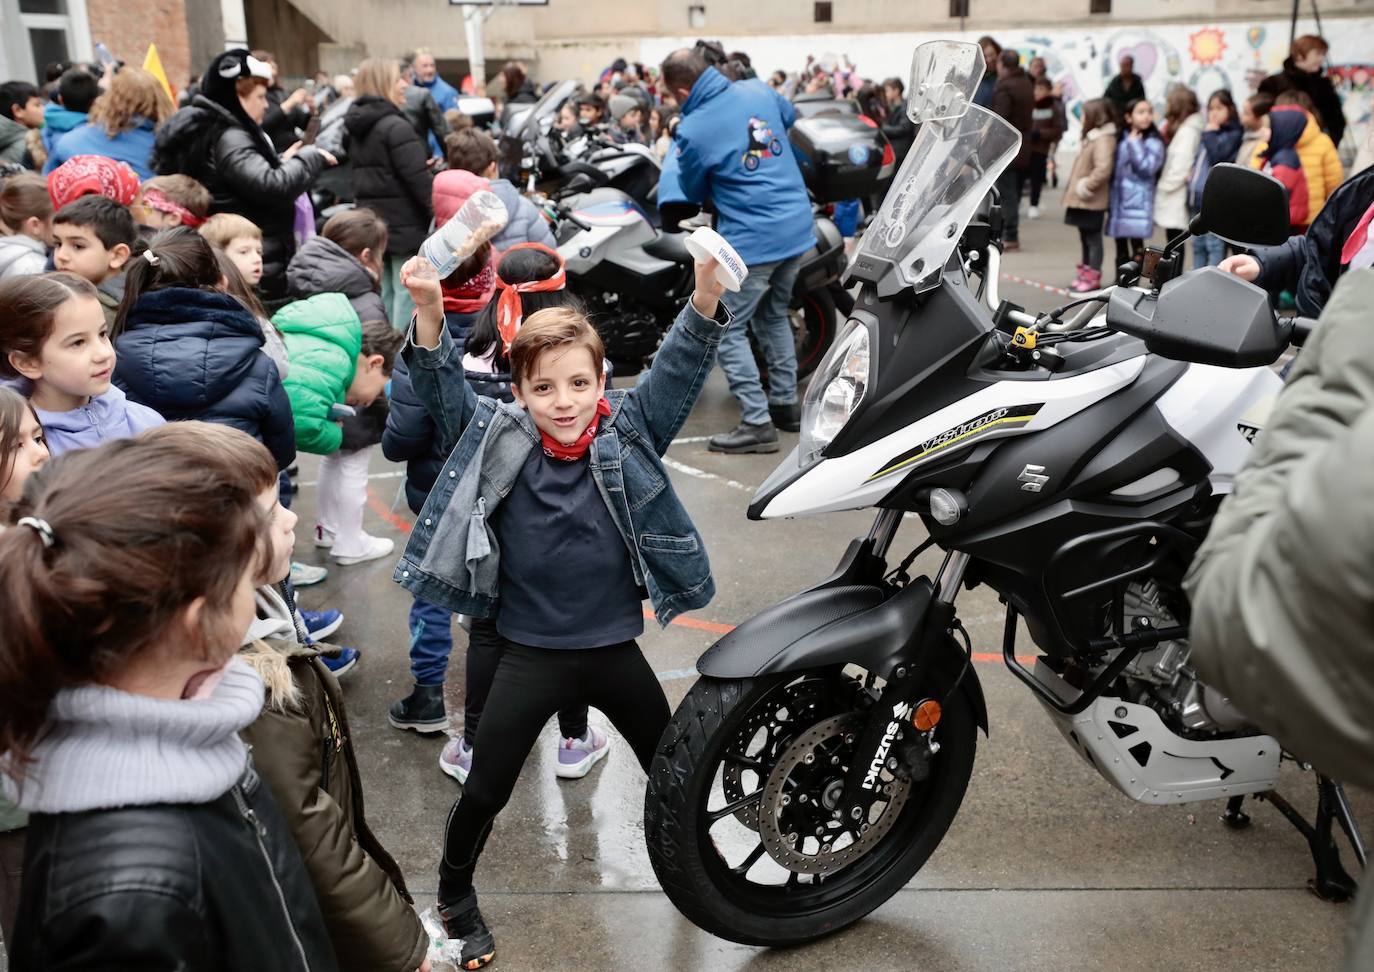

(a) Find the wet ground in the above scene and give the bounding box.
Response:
[282,181,1368,972]
[2,182,1364,972]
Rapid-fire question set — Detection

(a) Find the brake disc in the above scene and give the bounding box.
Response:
[720,678,857,831]
[757,712,913,875]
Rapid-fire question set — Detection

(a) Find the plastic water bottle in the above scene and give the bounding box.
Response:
[419,190,509,278]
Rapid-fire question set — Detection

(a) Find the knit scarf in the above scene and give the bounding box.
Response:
[541,397,611,461]
[3,657,265,814]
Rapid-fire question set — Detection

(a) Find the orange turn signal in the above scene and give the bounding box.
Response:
[911,699,942,732]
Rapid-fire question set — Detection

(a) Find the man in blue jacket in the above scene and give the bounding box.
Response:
[412,48,459,114]
[659,48,815,453]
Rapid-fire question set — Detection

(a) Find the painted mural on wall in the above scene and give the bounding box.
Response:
[640,18,1374,155]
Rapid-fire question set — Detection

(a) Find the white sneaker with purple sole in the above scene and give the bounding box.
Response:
[556,726,610,779]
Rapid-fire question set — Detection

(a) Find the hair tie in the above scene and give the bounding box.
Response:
[494,243,567,355]
[16,516,55,548]
[143,249,161,267]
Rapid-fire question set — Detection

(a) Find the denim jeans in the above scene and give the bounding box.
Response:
[409,594,454,685]
[380,251,418,330]
[716,252,804,426]
[1193,232,1227,268]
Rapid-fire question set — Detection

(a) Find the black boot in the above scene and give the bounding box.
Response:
[769,401,801,432]
[708,421,780,454]
[438,890,496,969]
[388,682,448,733]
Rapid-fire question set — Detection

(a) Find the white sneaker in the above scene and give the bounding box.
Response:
[314,524,336,548]
[1028,205,1041,220]
[331,534,394,566]
[556,726,611,779]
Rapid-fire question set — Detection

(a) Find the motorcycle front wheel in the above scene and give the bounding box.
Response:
[644,671,977,946]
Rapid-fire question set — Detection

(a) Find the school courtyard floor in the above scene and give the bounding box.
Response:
[7,181,1361,972]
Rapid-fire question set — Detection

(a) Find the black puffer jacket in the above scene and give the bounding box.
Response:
[10,763,338,972]
[1260,58,1347,149]
[345,96,433,254]
[153,95,327,298]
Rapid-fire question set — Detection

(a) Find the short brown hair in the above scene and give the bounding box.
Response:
[0,273,101,378]
[1291,34,1329,60]
[322,207,388,260]
[0,425,270,772]
[141,175,211,219]
[360,318,405,373]
[200,212,262,247]
[0,172,53,232]
[445,128,499,174]
[1275,89,1318,116]
[509,307,605,387]
[143,420,278,494]
[235,76,269,98]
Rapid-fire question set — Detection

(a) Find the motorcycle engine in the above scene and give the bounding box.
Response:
[1115,579,1251,736]
[578,289,664,370]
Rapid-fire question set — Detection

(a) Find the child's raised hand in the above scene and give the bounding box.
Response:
[691,257,727,319]
[401,255,446,349]
[400,255,442,308]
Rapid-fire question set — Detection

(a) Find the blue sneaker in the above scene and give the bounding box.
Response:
[319,647,359,678]
[301,609,343,640]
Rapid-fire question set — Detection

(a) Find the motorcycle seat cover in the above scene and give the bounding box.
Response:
[644,230,693,265]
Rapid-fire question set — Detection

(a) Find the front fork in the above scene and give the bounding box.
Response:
[835,511,971,818]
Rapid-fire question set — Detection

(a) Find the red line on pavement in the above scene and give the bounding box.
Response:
[1001,271,1071,297]
[370,490,1034,665]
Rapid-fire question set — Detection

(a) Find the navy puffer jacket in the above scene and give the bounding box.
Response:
[114,288,297,469]
[382,309,486,513]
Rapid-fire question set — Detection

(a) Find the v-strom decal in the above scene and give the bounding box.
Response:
[866,404,1043,482]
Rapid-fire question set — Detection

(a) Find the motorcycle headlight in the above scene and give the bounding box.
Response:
[800,319,871,467]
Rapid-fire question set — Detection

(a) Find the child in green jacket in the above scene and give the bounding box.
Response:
[274,292,405,566]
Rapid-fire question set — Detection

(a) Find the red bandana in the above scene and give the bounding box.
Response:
[496,243,567,355]
[140,187,207,228]
[47,155,141,210]
[442,257,497,314]
[541,397,611,461]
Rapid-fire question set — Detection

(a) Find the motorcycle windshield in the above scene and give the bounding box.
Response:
[852,104,1020,295]
[520,79,582,141]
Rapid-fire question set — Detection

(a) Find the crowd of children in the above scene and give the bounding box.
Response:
[1059,71,1345,292]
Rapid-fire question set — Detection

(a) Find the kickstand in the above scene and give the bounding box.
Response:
[1221,794,1252,829]
[1258,775,1364,902]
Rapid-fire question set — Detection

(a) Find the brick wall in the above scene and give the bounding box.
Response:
[85,0,193,91]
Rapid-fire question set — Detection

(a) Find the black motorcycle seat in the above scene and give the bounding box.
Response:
[644,231,693,264]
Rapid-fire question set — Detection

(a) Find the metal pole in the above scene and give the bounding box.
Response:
[463,5,486,95]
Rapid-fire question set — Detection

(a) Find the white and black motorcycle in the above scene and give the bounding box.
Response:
[643,41,1365,946]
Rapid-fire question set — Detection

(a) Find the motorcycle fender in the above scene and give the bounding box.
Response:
[696,576,988,734]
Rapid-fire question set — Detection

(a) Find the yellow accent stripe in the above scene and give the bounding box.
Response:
[867,415,1034,482]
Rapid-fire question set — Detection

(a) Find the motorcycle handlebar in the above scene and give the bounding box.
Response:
[1288,316,1318,347]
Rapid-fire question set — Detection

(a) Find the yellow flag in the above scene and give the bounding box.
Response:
[142,44,174,102]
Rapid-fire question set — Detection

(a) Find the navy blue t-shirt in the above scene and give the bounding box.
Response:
[494,447,645,649]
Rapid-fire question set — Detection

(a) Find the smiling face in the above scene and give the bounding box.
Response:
[414,53,437,83]
[512,345,606,447]
[225,235,264,286]
[3,407,48,502]
[9,294,115,411]
[53,224,129,285]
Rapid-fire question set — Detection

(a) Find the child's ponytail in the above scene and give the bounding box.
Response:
[0,428,270,776]
[113,226,222,336]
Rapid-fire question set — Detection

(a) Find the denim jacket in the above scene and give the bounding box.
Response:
[393,300,731,626]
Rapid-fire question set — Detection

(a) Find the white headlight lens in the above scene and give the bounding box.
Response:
[801,321,871,466]
[928,487,966,526]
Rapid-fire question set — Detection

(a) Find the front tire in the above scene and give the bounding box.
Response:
[645,672,977,946]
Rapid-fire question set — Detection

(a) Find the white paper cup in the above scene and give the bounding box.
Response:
[684,226,748,292]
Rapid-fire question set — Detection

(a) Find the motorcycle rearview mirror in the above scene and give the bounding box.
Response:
[906,41,983,124]
[1195,163,1292,248]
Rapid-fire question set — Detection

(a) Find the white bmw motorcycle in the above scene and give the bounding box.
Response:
[643,41,1365,946]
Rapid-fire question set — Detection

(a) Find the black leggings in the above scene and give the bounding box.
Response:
[1028,153,1049,207]
[1114,237,1145,280]
[464,617,587,744]
[438,639,671,903]
[1078,227,1104,272]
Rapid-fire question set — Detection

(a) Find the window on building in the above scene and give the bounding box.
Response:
[8,0,90,83]
[815,1,832,23]
[1090,0,1111,12]
[950,0,969,16]
[688,4,706,29]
